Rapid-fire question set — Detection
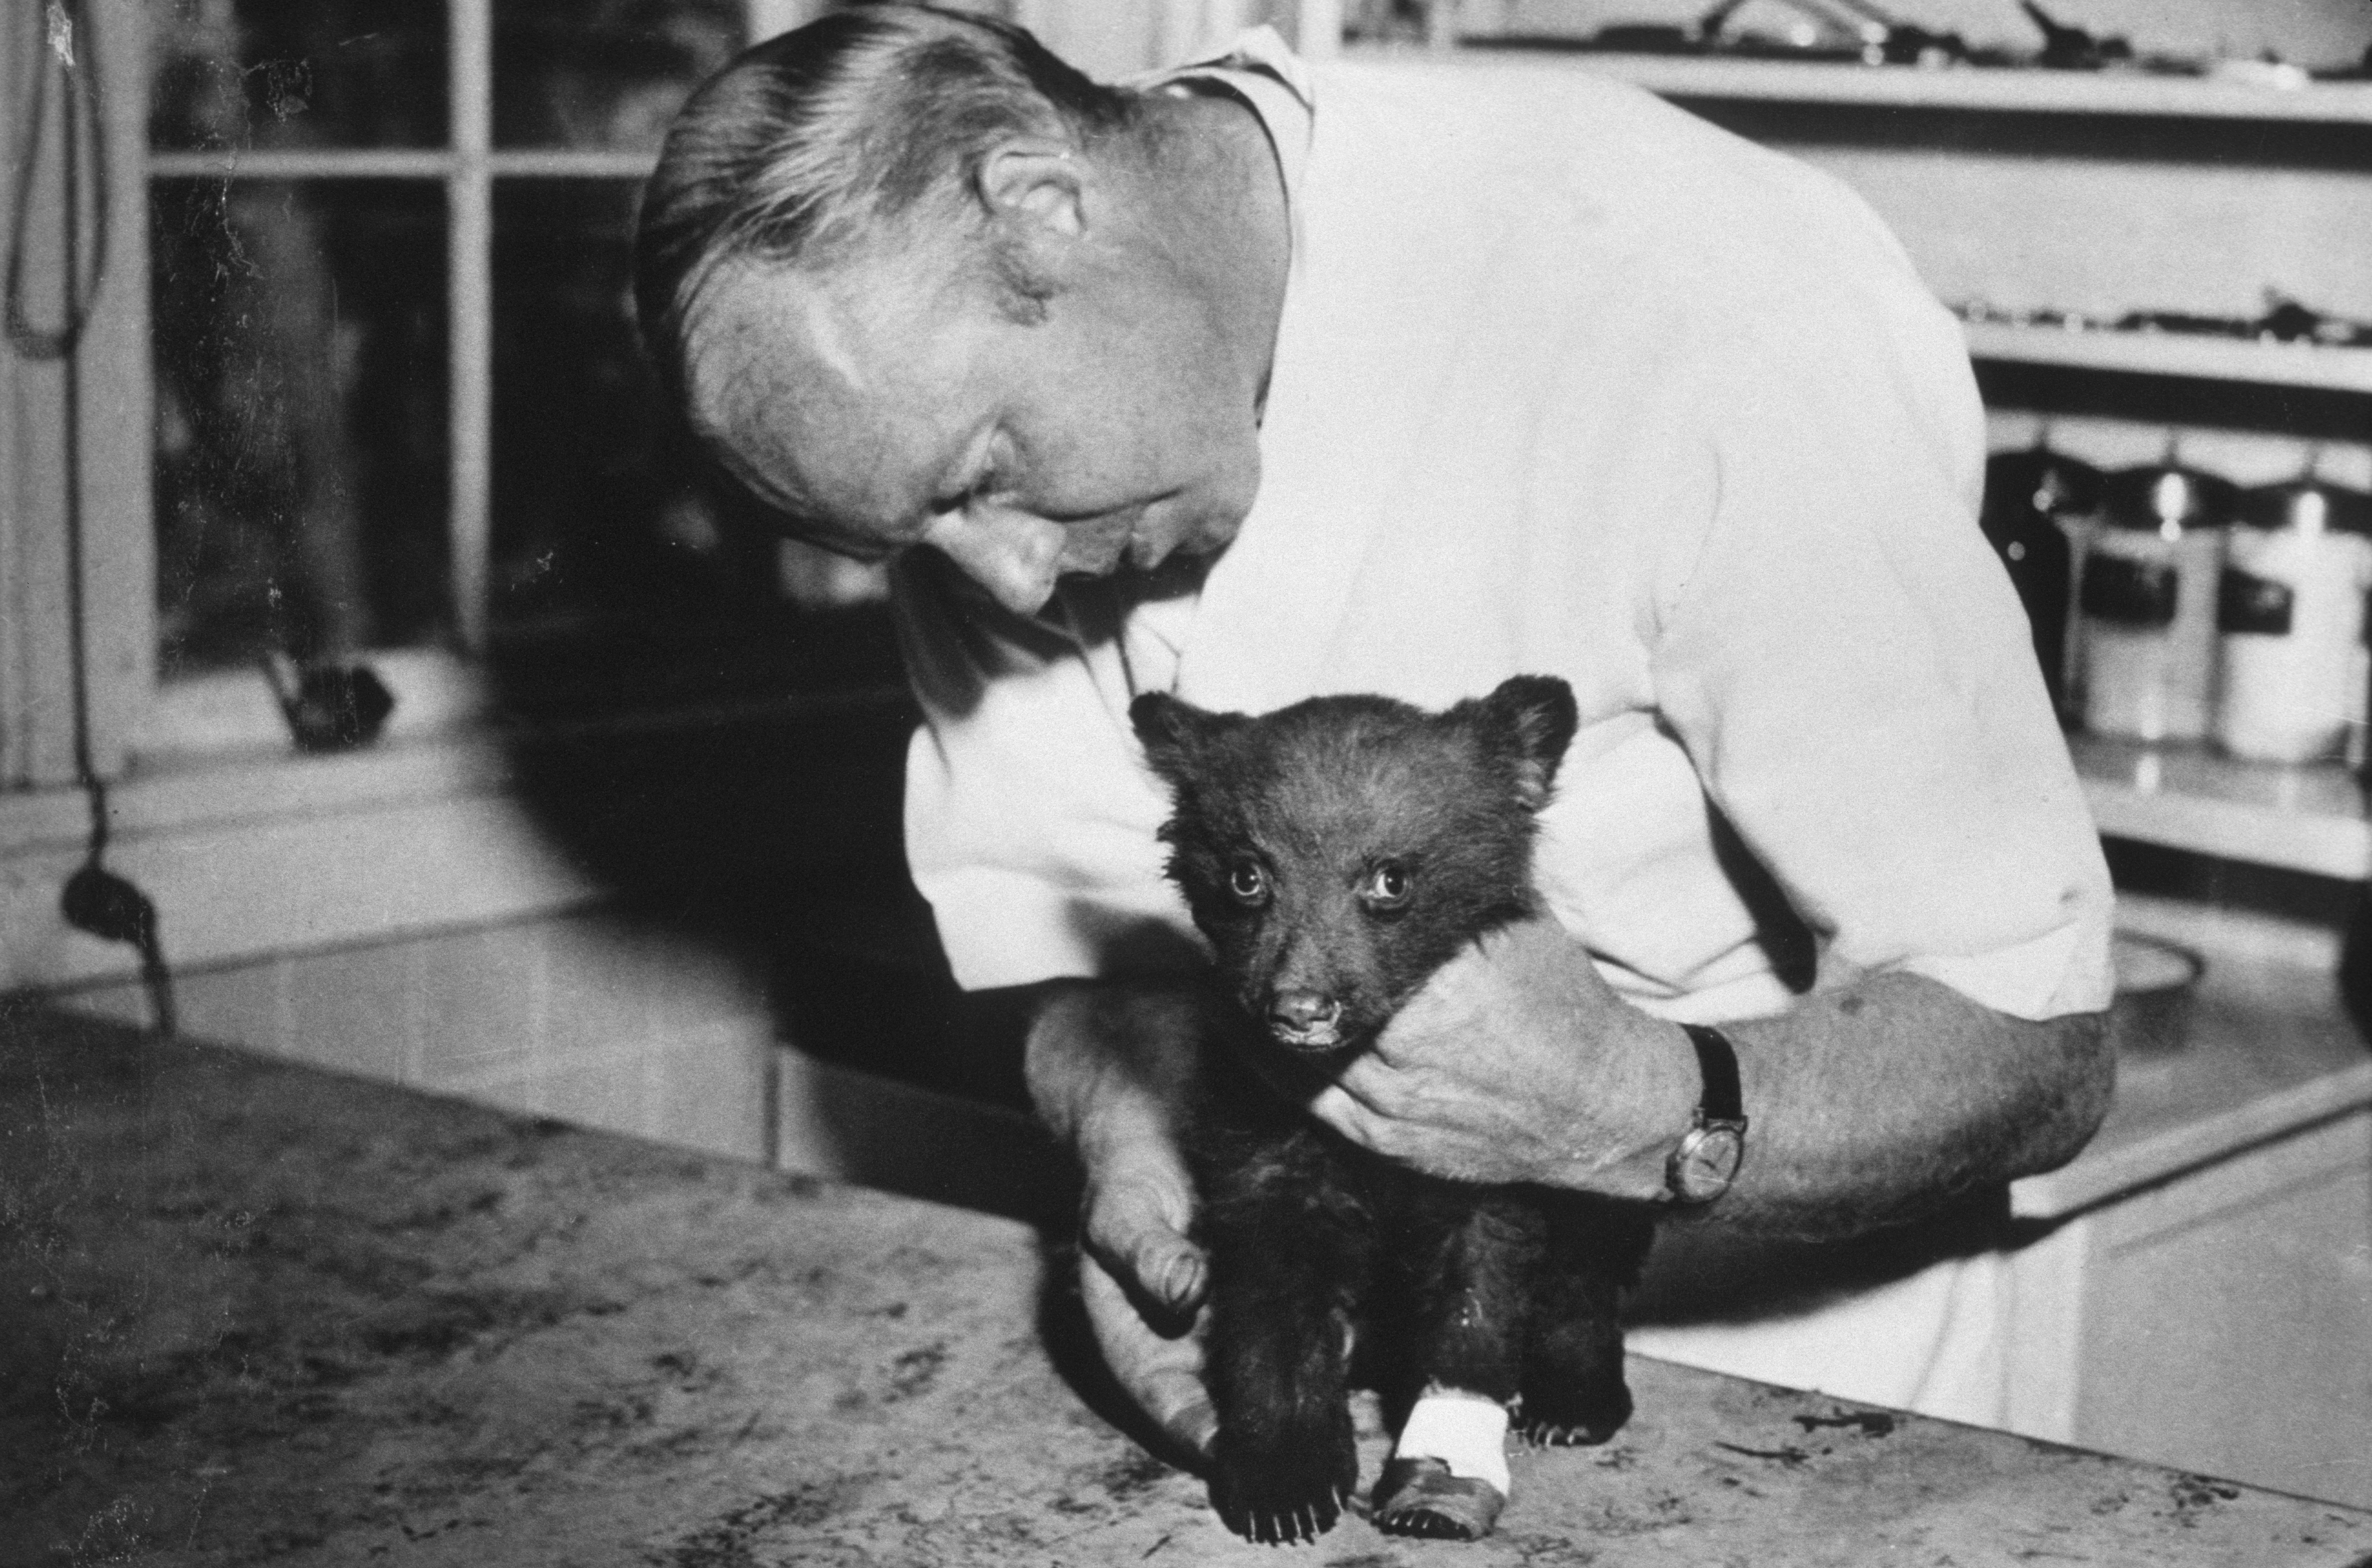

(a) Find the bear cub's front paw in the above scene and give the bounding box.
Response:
[1209,1407,1360,1545]
[1515,1372,1633,1448]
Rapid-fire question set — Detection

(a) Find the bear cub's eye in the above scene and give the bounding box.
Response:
[1361,862,1413,909]
[1227,857,1270,906]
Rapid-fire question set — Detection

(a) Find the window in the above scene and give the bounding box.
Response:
[144,0,859,728]
[4,0,909,785]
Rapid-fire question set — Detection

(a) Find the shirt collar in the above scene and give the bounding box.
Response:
[1139,26,1314,269]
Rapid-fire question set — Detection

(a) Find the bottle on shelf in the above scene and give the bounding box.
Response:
[2075,441,2237,745]
[1982,433,2099,717]
[2214,461,2372,765]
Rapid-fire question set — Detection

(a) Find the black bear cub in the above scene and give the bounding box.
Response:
[1130,676,1657,1546]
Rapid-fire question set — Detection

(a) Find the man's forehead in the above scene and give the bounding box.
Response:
[689,254,969,535]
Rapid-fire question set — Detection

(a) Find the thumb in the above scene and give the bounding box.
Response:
[1080,1248,1218,1462]
[1082,1161,1207,1314]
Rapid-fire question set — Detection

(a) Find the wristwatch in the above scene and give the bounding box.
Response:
[1665,1023,1748,1206]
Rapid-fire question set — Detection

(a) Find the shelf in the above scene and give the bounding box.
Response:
[1963,323,2372,394]
[2072,733,2371,880]
[1522,50,2372,123]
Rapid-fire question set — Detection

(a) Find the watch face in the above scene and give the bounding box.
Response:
[1672,1125,1745,1204]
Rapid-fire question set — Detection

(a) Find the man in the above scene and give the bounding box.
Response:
[636,3,2114,1469]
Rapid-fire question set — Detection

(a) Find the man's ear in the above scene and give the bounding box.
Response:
[971,139,1087,321]
[976,139,1087,242]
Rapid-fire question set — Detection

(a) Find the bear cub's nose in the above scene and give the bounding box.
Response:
[1269,990,1344,1047]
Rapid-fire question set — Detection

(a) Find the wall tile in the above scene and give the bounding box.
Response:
[534,915,769,1058]
[414,922,546,1085]
[286,943,418,1082]
[39,912,794,1168]
[54,980,154,1033]
[527,1044,655,1141]
[646,1024,772,1162]
[442,1062,550,1123]
[773,1048,1063,1222]
[536,914,659,1052]
[174,959,293,1056]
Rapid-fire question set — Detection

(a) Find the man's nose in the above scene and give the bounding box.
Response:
[926,508,1067,616]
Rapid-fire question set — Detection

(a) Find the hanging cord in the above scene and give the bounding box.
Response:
[6,0,175,1037]
[5,0,108,356]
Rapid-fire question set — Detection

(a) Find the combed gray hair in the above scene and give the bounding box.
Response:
[634,3,1137,406]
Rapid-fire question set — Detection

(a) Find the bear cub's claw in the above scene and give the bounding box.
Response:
[1371,1458,1506,1541]
[1211,1425,1359,1544]
[1216,1486,1352,1546]
[1516,1378,1632,1447]
[1516,1417,1623,1448]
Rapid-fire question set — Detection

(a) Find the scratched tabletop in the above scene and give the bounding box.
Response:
[4,1000,2368,1568]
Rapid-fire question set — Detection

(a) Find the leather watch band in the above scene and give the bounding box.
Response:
[1666,1023,1748,1206]
[1681,1023,1743,1124]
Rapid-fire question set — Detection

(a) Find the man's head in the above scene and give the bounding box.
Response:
[636,4,1285,615]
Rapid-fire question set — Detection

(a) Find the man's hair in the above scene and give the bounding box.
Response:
[633,2,1137,406]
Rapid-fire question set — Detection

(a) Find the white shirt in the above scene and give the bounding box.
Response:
[892,33,2114,1423]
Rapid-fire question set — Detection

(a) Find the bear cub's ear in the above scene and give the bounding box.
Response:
[1130,691,1226,787]
[1467,675,1579,812]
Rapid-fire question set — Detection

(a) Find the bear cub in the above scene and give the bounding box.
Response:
[1130,676,1657,1546]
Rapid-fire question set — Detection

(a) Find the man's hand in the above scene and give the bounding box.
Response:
[1026,979,1221,1460]
[1301,916,2115,1239]
[1302,916,1695,1200]
[1078,1237,1217,1462]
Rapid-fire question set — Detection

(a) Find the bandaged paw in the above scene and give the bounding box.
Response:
[1392,1391,1511,1495]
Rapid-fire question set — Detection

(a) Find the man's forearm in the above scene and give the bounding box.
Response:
[1022,976,1215,1317]
[1022,978,1205,1160]
[1702,970,2112,1238]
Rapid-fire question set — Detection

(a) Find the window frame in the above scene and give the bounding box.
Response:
[0,0,846,781]
[134,0,810,743]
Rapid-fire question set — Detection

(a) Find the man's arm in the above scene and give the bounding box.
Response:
[1025,979,1220,1460]
[1303,914,2114,1238]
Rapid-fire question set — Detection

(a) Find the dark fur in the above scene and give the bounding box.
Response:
[1131,677,1658,1545]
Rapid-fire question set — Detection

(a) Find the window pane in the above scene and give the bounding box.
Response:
[150,1,448,152]
[491,180,740,629]
[493,0,743,151]
[152,180,450,674]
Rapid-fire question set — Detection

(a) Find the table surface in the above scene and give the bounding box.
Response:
[5,1000,2371,1568]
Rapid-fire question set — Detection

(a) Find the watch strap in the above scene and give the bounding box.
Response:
[1681,1023,1744,1127]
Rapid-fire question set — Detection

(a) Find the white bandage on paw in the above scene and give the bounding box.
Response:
[1392,1392,1512,1496]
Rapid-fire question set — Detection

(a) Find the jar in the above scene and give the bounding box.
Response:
[2212,475,2372,763]
[2077,462,2236,743]
[1982,443,2100,716]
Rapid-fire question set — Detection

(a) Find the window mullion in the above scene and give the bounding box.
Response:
[449,0,494,652]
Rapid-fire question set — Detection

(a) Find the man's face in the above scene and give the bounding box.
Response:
[687,239,1265,617]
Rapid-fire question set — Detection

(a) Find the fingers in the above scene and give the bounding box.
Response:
[1306,1067,1513,1184]
[1305,1077,1393,1156]
[1080,1249,1218,1461]
[1082,1165,1208,1315]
